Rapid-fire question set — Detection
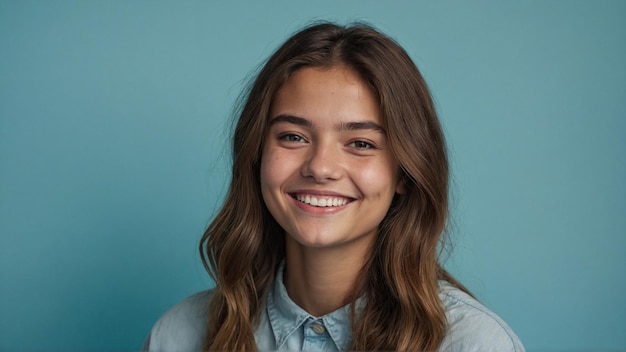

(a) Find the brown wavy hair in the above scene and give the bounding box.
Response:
[200,21,469,351]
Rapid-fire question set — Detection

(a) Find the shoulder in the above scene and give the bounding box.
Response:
[438,282,525,352]
[142,289,213,352]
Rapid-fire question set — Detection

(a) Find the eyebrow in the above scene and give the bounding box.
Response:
[269,114,312,128]
[269,114,385,133]
[340,121,385,133]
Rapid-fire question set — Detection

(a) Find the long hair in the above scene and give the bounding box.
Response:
[200,22,468,351]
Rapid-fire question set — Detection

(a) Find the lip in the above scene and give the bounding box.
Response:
[288,189,356,214]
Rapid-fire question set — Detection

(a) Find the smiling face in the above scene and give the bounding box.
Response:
[260,66,404,253]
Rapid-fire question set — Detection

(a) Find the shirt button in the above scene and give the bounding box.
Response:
[310,322,325,335]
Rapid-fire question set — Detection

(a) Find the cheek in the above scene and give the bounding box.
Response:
[260,147,294,191]
[259,151,280,218]
[356,159,400,196]
[259,149,276,192]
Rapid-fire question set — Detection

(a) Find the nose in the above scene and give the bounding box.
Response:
[301,143,342,182]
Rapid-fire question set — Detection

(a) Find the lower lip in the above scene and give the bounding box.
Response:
[291,196,351,215]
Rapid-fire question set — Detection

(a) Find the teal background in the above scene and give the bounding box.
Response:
[1,1,624,350]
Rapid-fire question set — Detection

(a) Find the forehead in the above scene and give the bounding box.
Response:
[270,66,381,126]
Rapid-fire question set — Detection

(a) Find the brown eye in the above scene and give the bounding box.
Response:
[349,140,375,150]
[279,133,306,143]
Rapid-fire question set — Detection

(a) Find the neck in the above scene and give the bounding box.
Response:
[283,237,371,317]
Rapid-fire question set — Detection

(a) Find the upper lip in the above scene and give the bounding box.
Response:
[288,189,356,200]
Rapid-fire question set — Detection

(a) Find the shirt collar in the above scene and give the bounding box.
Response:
[266,261,359,351]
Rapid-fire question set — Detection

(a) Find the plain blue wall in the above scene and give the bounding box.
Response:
[1,1,624,350]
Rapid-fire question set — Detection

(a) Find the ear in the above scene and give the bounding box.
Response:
[395,177,406,195]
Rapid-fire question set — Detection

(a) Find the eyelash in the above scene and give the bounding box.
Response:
[278,133,306,143]
[348,140,376,150]
[276,133,378,151]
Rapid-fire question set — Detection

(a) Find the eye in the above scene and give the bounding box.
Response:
[278,133,306,143]
[348,140,376,150]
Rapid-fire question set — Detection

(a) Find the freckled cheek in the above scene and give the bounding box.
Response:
[260,148,300,191]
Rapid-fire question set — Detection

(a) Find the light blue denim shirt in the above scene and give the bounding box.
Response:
[144,262,524,351]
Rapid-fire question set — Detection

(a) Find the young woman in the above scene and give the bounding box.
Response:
[143,22,524,351]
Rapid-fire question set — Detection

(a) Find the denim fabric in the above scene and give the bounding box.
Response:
[143,262,524,351]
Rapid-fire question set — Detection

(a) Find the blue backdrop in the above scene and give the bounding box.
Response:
[1,1,624,350]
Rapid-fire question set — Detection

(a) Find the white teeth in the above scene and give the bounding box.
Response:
[295,194,349,207]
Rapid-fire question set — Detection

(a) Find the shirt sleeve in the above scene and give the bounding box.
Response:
[438,285,525,352]
[141,290,212,352]
[141,332,151,350]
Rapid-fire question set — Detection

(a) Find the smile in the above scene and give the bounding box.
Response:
[294,194,352,207]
